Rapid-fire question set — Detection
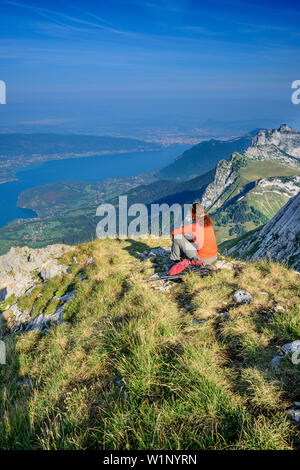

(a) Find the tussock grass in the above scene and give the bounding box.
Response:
[0,239,299,449]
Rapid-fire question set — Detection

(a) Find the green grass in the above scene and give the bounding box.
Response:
[240,161,300,181]
[0,238,299,449]
[247,192,288,220]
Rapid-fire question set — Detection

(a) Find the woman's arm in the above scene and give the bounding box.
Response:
[172,223,204,249]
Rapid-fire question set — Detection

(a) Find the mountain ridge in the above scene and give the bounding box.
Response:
[156,131,256,181]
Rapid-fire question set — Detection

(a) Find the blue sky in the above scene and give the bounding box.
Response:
[0,0,300,133]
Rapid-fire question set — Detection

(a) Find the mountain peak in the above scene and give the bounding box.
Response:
[252,124,300,158]
[278,123,296,133]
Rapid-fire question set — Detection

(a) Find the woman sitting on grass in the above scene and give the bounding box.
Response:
[170,202,218,266]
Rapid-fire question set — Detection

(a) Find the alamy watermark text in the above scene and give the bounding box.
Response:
[291,80,300,104]
[0,80,6,104]
[0,341,6,365]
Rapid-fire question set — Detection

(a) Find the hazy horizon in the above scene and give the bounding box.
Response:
[0,0,300,138]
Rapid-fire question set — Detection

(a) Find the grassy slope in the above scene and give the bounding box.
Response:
[0,238,299,450]
[246,192,288,220]
[240,161,300,181]
[212,160,300,213]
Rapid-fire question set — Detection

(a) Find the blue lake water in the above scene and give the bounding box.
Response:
[0,145,187,228]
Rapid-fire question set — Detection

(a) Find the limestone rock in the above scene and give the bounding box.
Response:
[281,340,300,355]
[287,409,300,423]
[270,340,300,368]
[270,355,283,368]
[40,261,68,281]
[0,244,73,302]
[229,191,300,272]
[215,260,234,270]
[6,290,77,334]
[233,289,253,305]
[218,311,230,318]
[252,125,300,158]
[201,158,239,210]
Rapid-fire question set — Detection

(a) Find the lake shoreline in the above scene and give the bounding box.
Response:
[0,145,188,229]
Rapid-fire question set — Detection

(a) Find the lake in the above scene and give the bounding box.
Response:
[0,144,187,228]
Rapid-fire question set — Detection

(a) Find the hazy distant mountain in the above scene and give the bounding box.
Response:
[0,133,160,157]
[156,131,256,181]
[0,133,161,184]
[199,118,284,134]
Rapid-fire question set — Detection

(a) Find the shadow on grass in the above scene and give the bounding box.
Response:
[122,238,151,259]
[0,333,32,449]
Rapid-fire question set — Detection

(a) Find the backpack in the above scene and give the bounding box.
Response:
[168,259,203,276]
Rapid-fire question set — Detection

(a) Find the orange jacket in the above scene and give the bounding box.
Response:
[172,222,218,260]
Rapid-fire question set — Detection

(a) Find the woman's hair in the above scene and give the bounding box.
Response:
[191,202,213,227]
[203,215,213,227]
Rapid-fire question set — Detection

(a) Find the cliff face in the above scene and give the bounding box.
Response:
[252,124,300,158]
[201,156,240,210]
[228,192,300,271]
[244,144,300,168]
[200,125,300,213]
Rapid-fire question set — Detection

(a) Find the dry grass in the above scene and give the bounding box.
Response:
[0,238,299,449]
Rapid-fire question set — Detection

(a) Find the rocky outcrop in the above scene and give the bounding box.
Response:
[0,244,82,335]
[244,144,300,168]
[251,176,300,198]
[201,156,239,210]
[10,290,77,334]
[252,124,300,158]
[0,244,73,302]
[228,192,300,271]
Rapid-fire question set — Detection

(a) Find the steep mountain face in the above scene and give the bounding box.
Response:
[227,192,300,271]
[202,126,300,211]
[199,126,300,240]
[253,124,300,158]
[156,132,255,181]
[202,152,300,213]
[201,154,243,210]
[244,144,300,168]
